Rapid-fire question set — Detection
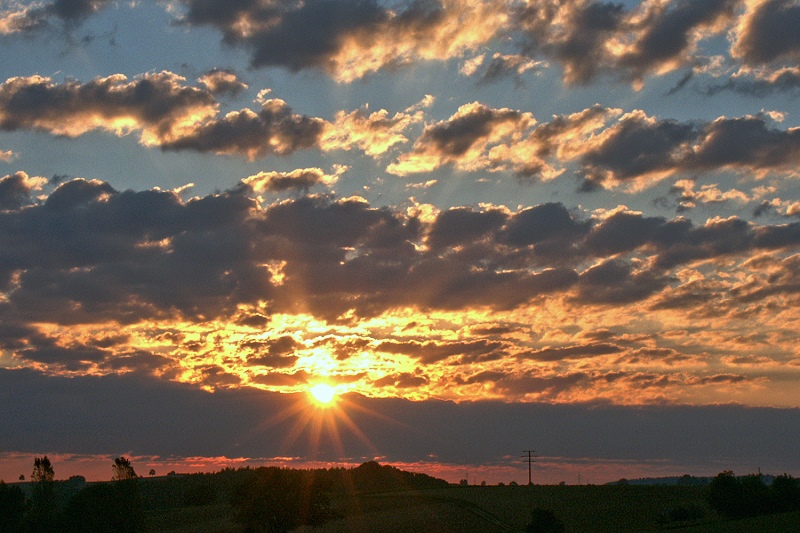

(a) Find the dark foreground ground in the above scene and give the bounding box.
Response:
[142,484,800,533]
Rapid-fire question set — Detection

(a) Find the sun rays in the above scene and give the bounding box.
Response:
[252,382,409,464]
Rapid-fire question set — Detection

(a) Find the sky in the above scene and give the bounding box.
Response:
[1,0,800,485]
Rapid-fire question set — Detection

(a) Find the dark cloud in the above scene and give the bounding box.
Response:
[578,111,697,185]
[501,202,589,246]
[4,368,800,470]
[513,0,737,85]
[3,179,800,331]
[1,0,111,34]
[157,98,325,159]
[373,372,429,389]
[733,0,800,65]
[469,53,543,86]
[241,167,339,193]
[521,343,623,362]
[375,339,506,365]
[0,72,217,140]
[392,103,800,188]
[0,171,42,211]
[198,69,248,97]
[687,115,800,171]
[100,350,175,374]
[245,336,300,368]
[586,211,667,256]
[427,207,507,250]
[618,0,738,79]
[0,73,331,160]
[575,259,672,304]
[419,103,527,158]
[705,68,800,97]
[49,0,110,23]
[577,112,800,188]
[180,0,386,71]
[516,0,626,84]
[176,0,458,81]
[650,279,724,312]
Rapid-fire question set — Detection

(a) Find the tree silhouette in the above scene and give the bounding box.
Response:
[31,456,54,483]
[26,458,57,532]
[112,457,137,481]
[0,482,26,533]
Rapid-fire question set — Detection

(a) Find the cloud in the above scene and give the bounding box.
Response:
[376,338,507,364]
[3,368,800,471]
[574,259,672,305]
[668,179,750,212]
[177,0,508,82]
[0,171,47,210]
[0,149,17,162]
[157,97,325,159]
[0,71,433,161]
[575,111,800,189]
[0,72,218,143]
[384,102,798,188]
[241,167,344,194]
[463,53,545,86]
[0,0,111,34]
[513,0,738,85]
[244,335,301,368]
[576,110,697,187]
[521,342,623,362]
[706,67,800,96]
[321,104,425,157]
[387,101,536,175]
[4,181,800,329]
[1,180,800,409]
[732,0,800,65]
[198,69,248,97]
[372,372,429,389]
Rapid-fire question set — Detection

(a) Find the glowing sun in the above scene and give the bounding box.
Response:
[309,383,337,406]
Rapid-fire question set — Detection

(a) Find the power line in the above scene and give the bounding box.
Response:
[522,450,537,485]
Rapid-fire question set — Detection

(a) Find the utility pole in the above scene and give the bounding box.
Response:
[522,450,537,485]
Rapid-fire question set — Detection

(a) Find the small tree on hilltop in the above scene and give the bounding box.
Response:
[31,456,54,483]
[112,457,137,481]
[27,457,57,531]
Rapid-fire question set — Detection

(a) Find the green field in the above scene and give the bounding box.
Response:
[141,484,800,533]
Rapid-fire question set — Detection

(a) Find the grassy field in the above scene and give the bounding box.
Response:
[143,484,800,533]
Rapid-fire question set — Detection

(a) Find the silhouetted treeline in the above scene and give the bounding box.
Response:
[0,477,143,533]
[1,461,448,533]
[708,471,800,518]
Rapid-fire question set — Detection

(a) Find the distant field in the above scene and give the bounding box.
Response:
[143,484,800,533]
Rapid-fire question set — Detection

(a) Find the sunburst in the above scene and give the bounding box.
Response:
[309,382,337,407]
